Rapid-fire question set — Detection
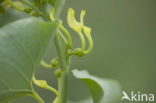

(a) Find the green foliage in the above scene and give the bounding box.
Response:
[72,69,122,103]
[0,17,58,102]
[0,0,122,103]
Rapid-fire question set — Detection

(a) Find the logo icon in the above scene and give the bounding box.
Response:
[121,91,155,102]
[122,91,131,101]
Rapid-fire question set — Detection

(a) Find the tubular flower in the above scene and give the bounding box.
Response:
[80,10,92,38]
[67,8,93,55]
[67,8,91,36]
[67,8,82,33]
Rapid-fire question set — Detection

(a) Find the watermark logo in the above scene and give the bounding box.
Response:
[122,91,155,102]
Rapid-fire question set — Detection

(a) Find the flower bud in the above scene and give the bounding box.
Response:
[55,69,61,78]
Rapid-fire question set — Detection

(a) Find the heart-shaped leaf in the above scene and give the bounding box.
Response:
[72,69,122,103]
[0,17,58,102]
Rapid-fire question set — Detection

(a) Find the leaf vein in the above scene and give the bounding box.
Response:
[0,59,30,84]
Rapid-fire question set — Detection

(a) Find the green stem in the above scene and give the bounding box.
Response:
[46,85,59,95]
[32,91,44,103]
[57,77,61,101]
[54,1,69,102]
[59,25,72,50]
[21,0,49,20]
[54,30,68,71]
[84,35,93,54]
[54,31,68,103]
[58,30,68,46]
[36,0,68,102]
[60,71,68,103]
[78,32,86,51]
[40,60,52,69]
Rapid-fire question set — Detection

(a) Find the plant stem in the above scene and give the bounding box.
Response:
[21,0,49,20]
[60,71,68,103]
[54,31,68,103]
[54,31,68,71]
[40,60,52,69]
[32,91,44,103]
[39,0,68,102]
[58,30,68,46]
[54,0,68,102]
[59,25,72,50]
[78,32,86,51]
[46,85,59,95]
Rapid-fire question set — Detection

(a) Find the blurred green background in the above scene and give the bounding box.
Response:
[0,0,156,103]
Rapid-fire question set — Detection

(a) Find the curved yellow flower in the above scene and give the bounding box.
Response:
[67,8,91,36]
[67,8,93,55]
[67,8,82,33]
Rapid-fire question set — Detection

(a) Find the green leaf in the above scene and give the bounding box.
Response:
[0,17,58,102]
[72,69,122,103]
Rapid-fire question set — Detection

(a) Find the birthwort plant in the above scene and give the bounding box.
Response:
[0,0,122,103]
